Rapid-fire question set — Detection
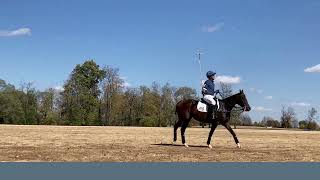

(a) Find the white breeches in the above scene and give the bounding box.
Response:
[203,95,216,105]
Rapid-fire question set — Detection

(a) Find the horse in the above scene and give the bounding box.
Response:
[174,90,251,149]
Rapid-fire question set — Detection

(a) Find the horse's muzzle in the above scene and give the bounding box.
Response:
[244,106,251,111]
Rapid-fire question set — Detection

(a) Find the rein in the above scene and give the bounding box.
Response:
[218,92,246,113]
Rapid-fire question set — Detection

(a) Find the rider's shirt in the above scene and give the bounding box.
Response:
[203,79,218,96]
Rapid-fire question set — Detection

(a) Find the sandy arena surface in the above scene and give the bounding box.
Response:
[0,125,319,162]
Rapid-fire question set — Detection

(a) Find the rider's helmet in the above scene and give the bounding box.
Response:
[206,71,216,79]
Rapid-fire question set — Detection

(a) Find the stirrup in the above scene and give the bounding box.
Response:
[215,104,219,111]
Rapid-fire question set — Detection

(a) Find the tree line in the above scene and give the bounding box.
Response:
[253,107,319,130]
[1,60,319,130]
[0,60,244,127]
[1,60,198,127]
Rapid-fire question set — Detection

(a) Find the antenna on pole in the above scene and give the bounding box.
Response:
[196,49,205,89]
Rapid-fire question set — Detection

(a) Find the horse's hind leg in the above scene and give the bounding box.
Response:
[181,121,190,147]
[173,120,183,143]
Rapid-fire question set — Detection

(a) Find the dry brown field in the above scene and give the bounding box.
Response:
[0,125,319,162]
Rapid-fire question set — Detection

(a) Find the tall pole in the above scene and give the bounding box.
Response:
[196,50,204,88]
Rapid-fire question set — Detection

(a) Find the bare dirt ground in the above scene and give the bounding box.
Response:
[0,125,320,162]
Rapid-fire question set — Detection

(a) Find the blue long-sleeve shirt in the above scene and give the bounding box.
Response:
[203,80,219,95]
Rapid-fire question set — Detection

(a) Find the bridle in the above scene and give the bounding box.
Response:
[218,92,248,113]
[239,94,249,112]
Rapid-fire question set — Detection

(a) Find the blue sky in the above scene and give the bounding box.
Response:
[1,0,320,121]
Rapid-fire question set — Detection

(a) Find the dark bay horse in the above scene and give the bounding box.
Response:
[174,90,251,149]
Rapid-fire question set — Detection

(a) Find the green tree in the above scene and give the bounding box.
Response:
[61,60,106,125]
[0,79,25,124]
[101,66,124,126]
[299,120,308,129]
[122,88,139,126]
[38,88,60,125]
[161,83,176,127]
[174,87,197,102]
[136,86,157,126]
[19,82,39,125]
[151,82,163,127]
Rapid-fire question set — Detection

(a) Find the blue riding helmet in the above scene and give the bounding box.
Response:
[206,71,216,78]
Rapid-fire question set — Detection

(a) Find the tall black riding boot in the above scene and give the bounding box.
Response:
[206,104,214,122]
[213,105,218,119]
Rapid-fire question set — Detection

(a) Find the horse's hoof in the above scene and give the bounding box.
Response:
[208,144,213,149]
[237,143,241,149]
[172,141,177,145]
[184,143,189,148]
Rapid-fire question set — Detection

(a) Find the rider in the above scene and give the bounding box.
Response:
[202,71,220,121]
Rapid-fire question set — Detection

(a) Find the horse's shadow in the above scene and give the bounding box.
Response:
[151,143,208,148]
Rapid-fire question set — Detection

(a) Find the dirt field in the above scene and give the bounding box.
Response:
[0,125,320,162]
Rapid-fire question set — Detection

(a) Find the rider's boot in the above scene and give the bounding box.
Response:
[213,104,218,119]
[206,104,214,122]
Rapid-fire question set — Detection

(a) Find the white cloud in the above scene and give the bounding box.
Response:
[291,102,311,107]
[202,23,224,33]
[264,96,273,100]
[0,28,31,37]
[123,82,131,88]
[54,86,64,92]
[304,64,320,73]
[249,88,263,94]
[253,106,272,112]
[216,75,241,84]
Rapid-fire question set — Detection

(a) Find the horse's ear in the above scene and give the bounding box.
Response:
[240,89,243,93]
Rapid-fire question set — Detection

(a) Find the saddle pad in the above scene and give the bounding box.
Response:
[197,100,220,113]
[197,101,208,112]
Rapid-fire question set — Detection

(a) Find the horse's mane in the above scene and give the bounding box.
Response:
[221,92,241,102]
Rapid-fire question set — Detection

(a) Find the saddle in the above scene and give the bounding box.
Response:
[197,98,220,113]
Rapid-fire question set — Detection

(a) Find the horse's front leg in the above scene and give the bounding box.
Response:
[207,122,218,149]
[223,123,241,149]
[181,122,189,147]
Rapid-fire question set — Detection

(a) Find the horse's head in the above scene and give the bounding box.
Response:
[235,90,251,111]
